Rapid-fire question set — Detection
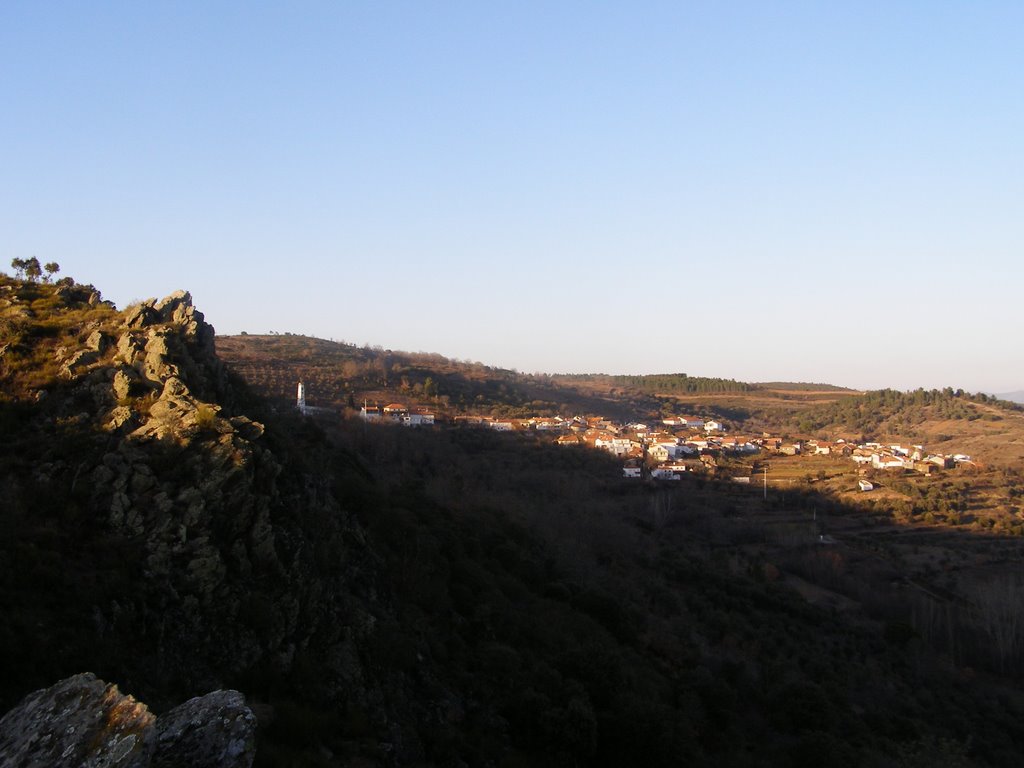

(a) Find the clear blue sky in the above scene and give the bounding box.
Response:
[3,2,1022,392]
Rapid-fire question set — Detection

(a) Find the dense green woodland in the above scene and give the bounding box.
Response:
[4,276,1024,766]
[553,372,755,394]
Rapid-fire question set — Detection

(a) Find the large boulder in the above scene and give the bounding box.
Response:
[143,329,181,384]
[155,290,213,345]
[0,673,155,768]
[151,691,256,768]
[59,349,100,379]
[86,330,112,353]
[123,301,159,330]
[0,674,257,768]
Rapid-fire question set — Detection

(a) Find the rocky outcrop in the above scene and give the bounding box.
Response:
[152,690,256,768]
[58,348,101,379]
[67,293,281,614]
[0,279,395,764]
[0,673,153,768]
[61,292,380,709]
[0,673,255,768]
[109,291,233,438]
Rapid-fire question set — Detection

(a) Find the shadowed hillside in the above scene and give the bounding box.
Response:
[4,275,1024,766]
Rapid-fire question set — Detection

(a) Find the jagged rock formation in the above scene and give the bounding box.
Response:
[0,673,255,768]
[86,293,378,701]
[0,279,395,762]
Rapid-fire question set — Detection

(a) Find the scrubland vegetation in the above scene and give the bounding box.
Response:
[212,331,1024,765]
[795,388,1022,437]
[259,413,1024,766]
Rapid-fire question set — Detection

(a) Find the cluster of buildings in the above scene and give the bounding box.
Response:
[553,416,772,479]
[359,402,436,427]
[550,419,974,483]
[340,389,973,483]
[782,438,972,473]
[840,441,972,473]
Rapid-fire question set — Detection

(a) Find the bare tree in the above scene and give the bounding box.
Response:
[971,575,1024,673]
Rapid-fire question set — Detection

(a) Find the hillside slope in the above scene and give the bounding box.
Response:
[792,388,1024,466]
[216,333,665,420]
[4,275,1024,766]
[216,334,1024,466]
[0,278,400,760]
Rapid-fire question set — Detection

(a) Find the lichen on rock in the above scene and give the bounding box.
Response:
[0,673,155,768]
[0,674,256,768]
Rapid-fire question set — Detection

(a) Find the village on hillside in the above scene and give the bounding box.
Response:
[327,385,975,487]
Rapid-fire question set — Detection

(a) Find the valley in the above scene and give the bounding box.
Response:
[3,276,1024,766]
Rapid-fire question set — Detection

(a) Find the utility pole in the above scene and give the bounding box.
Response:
[763,463,768,501]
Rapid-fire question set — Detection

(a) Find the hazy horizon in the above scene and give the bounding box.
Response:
[3,3,1022,393]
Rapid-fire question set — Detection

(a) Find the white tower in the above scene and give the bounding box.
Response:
[297,382,306,413]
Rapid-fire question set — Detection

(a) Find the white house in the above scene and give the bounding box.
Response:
[360,404,382,421]
[649,444,672,463]
[402,413,435,427]
[851,449,874,465]
[704,420,724,432]
[722,440,758,455]
[610,437,639,456]
[535,418,565,431]
[383,403,408,422]
[662,461,694,474]
[651,468,681,480]
[872,453,906,470]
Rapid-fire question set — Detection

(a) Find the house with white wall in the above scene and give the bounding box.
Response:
[360,404,382,421]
